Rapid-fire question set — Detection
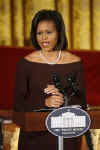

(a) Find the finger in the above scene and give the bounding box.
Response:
[44,88,58,94]
[51,104,60,108]
[47,84,55,88]
[45,86,58,91]
[52,91,63,97]
[45,84,59,91]
[52,95,64,101]
[51,100,64,106]
[48,96,64,105]
[53,101,63,106]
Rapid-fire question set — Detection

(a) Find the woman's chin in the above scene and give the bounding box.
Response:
[42,47,53,52]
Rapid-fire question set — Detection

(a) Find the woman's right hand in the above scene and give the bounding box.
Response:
[45,95,64,108]
[44,84,64,108]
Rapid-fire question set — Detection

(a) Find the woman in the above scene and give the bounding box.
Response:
[14,9,87,150]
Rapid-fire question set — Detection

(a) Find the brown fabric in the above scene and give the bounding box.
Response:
[13,58,87,150]
[18,130,81,150]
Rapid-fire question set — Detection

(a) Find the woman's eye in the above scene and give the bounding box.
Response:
[36,31,52,35]
[47,31,52,34]
[36,32,42,35]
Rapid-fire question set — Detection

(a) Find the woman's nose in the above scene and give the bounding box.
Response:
[42,32,47,40]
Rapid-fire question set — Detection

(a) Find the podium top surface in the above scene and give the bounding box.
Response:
[12,110,100,131]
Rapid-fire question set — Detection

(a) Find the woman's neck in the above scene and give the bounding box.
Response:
[41,50,59,58]
[40,49,62,65]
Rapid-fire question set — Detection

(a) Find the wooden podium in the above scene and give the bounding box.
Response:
[13,110,100,131]
[13,111,49,131]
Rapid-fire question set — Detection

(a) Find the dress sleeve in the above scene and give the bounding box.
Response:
[13,60,30,112]
[68,61,87,109]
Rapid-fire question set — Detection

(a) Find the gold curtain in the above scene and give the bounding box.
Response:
[91,129,100,150]
[57,0,71,49]
[0,0,100,50]
[72,0,91,50]
[13,0,24,46]
[92,0,100,50]
[3,123,20,150]
[0,0,12,45]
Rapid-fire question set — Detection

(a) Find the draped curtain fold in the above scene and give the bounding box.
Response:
[92,0,100,50]
[0,0,12,45]
[72,0,91,50]
[0,0,100,50]
[12,0,24,46]
[57,0,71,49]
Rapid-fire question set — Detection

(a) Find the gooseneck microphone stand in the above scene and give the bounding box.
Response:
[52,72,68,150]
[52,72,69,107]
[52,72,94,150]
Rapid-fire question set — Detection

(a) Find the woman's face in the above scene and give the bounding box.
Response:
[36,20,58,51]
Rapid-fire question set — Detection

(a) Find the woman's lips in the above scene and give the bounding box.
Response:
[41,42,49,46]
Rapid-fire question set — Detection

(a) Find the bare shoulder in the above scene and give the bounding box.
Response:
[62,51,81,64]
[24,50,40,62]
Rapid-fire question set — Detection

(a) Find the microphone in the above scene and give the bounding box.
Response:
[65,73,80,97]
[52,72,69,106]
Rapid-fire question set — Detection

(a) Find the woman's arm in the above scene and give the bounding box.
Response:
[13,60,29,112]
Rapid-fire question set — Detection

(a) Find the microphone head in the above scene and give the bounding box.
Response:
[65,73,80,96]
[52,72,63,93]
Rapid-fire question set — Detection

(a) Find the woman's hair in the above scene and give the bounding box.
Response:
[30,9,68,50]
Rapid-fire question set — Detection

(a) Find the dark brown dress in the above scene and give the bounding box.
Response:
[13,58,87,150]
